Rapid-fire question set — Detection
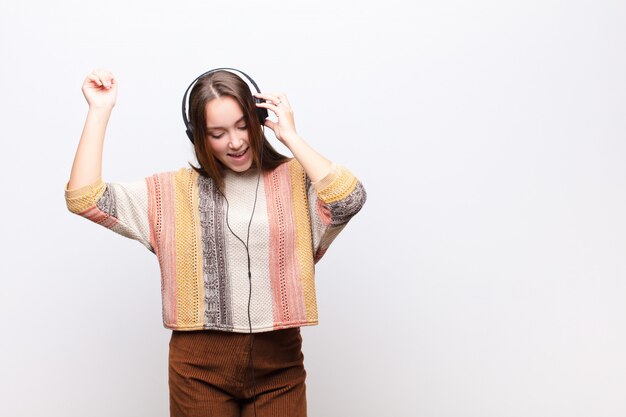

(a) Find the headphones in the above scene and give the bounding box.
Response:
[181,67,268,144]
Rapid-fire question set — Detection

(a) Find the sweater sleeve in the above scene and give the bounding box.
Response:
[64,178,153,252]
[307,164,367,262]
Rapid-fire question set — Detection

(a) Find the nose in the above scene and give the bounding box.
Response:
[228,130,244,149]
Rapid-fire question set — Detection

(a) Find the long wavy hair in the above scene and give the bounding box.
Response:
[187,71,289,189]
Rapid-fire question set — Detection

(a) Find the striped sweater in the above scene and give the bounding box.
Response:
[65,159,366,333]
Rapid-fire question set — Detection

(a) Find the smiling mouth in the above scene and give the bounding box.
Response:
[228,148,249,158]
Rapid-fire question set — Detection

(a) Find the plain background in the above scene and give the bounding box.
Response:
[1,1,625,416]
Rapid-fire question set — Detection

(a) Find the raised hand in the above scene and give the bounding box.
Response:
[254,92,332,183]
[254,92,298,146]
[67,69,117,190]
[82,69,118,109]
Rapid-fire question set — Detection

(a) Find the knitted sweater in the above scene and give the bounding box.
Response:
[65,159,366,333]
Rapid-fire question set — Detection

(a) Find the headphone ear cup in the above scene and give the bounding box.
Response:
[255,97,268,125]
[186,126,195,143]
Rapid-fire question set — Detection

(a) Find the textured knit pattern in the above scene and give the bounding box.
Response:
[64,159,366,333]
[173,169,202,328]
[198,175,232,329]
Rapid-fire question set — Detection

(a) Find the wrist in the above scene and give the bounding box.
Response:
[84,106,113,129]
[88,103,115,113]
[282,132,302,148]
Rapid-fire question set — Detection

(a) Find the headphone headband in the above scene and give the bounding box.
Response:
[181,67,267,143]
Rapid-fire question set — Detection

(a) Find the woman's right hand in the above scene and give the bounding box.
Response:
[82,69,117,109]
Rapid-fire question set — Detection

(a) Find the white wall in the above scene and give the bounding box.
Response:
[1,1,625,416]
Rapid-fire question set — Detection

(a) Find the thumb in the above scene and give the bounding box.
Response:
[264,119,277,131]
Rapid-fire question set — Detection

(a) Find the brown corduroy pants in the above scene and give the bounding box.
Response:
[168,328,307,417]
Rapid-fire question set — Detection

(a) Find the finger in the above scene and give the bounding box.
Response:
[254,92,275,100]
[256,100,289,113]
[92,69,115,88]
[254,92,281,105]
[255,101,277,108]
[264,118,277,131]
[276,94,289,105]
[267,92,288,102]
[86,72,104,87]
[273,95,289,108]
[255,101,281,114]
[104,75,116,89]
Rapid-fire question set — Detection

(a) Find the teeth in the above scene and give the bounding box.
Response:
[230,148,247,157]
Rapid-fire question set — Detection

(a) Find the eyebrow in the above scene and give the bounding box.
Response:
[206,116,246,130]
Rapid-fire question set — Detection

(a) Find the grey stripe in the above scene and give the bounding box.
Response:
[328,181,367,226]
[198,176,233,330]
[96,184,117,218]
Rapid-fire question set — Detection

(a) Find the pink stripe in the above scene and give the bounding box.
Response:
[264,164,306,327]
[316,199,332,225]
[148,173,178,326]
[80,205,118,229]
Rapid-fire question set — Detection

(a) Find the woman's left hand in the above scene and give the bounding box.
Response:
[254,93,300,146]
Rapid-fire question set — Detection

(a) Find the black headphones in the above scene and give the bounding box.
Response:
[181,67,268,144]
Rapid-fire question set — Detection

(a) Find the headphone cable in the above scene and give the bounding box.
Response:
[219,132,264,417]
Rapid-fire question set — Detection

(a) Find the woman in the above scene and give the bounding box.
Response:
[65,68,366,417]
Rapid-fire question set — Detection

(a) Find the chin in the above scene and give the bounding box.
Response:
[227,161,253,173]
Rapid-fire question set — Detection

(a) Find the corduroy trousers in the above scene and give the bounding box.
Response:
[168,328,307,417]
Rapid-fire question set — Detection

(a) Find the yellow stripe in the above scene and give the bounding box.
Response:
[316,166,358,204]
[64,179,106,213]
[289,161,318,322]
[173,168,202,327]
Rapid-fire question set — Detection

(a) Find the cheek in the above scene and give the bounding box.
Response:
[205,139,223,154]
[203,139,228,165]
